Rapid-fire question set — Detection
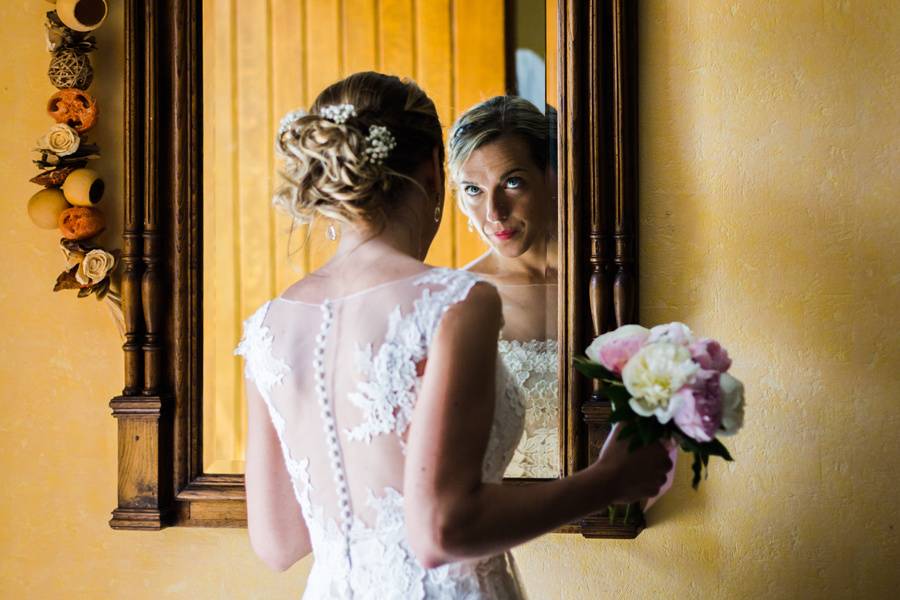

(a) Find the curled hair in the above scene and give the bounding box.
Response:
[273,71,443,229]
[447,96,557,185]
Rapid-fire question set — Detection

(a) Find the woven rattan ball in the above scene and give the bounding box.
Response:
[48,48,93,90]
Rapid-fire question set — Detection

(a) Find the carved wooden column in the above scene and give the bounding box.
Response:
[108,0,175,530]
[611,0,638,328]
[573,0,644,538]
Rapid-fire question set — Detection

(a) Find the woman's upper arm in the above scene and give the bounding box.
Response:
[244,377,312,571]
[403,282,502,564]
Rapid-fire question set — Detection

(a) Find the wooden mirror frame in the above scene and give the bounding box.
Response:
[109,0,641,538]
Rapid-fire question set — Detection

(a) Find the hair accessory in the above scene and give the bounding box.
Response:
[277,107,307,139]
[363,125,397,166]
[434,204,442,223]
[326,222,337,241]
[320,103,357,125]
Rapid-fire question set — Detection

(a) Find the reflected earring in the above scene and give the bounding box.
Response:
[326,222,337,241]
[467,219,474,232]
[434,205,442,223]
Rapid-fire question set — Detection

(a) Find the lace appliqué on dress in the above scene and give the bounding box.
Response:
[233,302,311,499]
[305,483,523,600]
[500,339,560,479]
[344,269,481,444]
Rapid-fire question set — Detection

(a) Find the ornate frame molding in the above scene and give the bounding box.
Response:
[109,0,641,537]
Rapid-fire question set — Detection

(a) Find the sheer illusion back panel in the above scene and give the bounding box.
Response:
[264,273,444,530]
[235,268,527,599]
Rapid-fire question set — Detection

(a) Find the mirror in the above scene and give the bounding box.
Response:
[201,0,560,479]
[111,0,641,536]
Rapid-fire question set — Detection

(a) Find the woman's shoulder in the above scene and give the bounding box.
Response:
[415,265,500,299]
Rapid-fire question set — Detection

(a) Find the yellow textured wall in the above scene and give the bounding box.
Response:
[1,1,897,598]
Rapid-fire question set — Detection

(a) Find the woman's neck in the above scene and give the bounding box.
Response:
[320,217,424,278]
[489,232,559,283]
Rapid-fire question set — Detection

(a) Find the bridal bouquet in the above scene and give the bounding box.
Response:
[575,322,744,489]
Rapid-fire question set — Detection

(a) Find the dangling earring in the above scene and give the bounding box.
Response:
[467,219,474,232]
[434,205,442,223]
[326,222,337,241]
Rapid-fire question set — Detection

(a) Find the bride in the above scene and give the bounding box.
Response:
[449,96,560,479]
[235,71,671,599]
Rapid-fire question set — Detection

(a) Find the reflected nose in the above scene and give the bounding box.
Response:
[485,190,509,225]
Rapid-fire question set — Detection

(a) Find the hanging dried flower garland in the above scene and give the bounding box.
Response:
[27,0,123,335]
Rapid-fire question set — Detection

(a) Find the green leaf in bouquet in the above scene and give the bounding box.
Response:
[609,396,638,422]
[701,438,734,461]
[635,417,664,446]
[573,356,619,381]
[609,403,633,424]
[603,384,632,404]
[617,423,637,441]
[691,451,703,489]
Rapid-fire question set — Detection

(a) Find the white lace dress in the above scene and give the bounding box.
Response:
[500,339,559,479]
[235,268,527,599]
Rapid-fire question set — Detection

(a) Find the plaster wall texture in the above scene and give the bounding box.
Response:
[1,1,897,598]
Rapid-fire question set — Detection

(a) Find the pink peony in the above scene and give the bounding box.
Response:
[689,338,732,372]
[585,324,650,374]
[673,369,723,442]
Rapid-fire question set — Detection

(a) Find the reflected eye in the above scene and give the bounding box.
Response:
[463,185,481,197]
[505,176,523,189]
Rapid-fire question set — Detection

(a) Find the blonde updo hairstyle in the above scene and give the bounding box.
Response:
[274,71,443,230]
[448,96,557,193]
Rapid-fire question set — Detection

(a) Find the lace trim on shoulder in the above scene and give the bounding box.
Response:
[233,302,312,505]
[344,268,484,444]
[233,302,288,397]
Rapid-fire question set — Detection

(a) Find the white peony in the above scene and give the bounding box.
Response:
[718,372,745,435]
[76,248,116,285]
[647,321,695,346]
[622,342,700,423]
[38,123,81,157]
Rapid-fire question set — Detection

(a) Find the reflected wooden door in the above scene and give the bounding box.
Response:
[202,0,525,473]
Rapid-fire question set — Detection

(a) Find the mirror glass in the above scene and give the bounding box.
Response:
[201,0,559,478]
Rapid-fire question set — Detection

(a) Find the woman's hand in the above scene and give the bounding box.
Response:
[588,432,674,506]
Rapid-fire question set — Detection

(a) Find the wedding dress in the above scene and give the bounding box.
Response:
[499,338,559,478]
[235,267,527,599]
[493,283,560,479]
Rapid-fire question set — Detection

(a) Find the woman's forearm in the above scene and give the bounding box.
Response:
[422,465,614,567]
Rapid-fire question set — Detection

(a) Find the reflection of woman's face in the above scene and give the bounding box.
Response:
[457,134,553,258]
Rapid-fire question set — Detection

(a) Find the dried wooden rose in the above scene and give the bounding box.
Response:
[37,123,81,157]
[76,248,115,285]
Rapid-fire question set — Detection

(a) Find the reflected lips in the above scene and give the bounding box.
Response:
[494,228,518,241]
